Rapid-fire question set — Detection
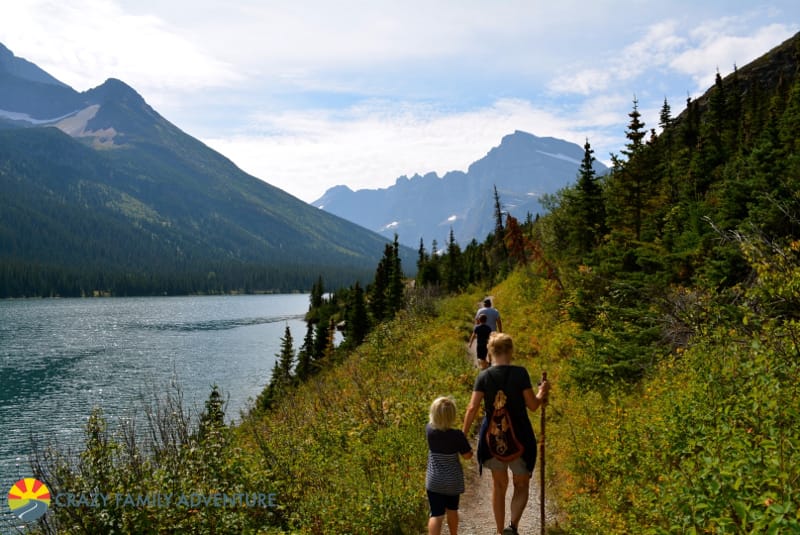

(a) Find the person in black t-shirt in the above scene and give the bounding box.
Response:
[469,314,493,369]
[462,333,550,535]
[426,396,473,535]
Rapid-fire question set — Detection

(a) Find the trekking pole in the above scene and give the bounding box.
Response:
[539,371,547,535]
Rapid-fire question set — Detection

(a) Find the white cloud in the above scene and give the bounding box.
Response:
[550,68,614,96]
[549,13,798,98]
[0,0,241,94]
[203,98,603,203]
[670,22,796,91]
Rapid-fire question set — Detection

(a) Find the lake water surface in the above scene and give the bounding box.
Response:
[0,295,309,507]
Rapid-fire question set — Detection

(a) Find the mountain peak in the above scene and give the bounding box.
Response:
[86,78,145,105]
[498,130,571,151]
[505,130,539,141]
[314,131,607,247]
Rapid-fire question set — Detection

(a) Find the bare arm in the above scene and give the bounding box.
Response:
[468,331,476,347]
[496,317,503,333]
[523,379,550,412]
[462,390,484,435]
[461,450,474,460]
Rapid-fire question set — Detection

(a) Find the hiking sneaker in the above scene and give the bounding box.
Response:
[502,524,519,535]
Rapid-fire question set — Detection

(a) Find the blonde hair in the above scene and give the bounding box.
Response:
[429,396,458,430]
[488,332,513,361]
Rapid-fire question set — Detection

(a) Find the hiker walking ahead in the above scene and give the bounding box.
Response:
[426,396,473,535]
[476,298,502,332]
[468,314,492,369]
[462,333,549,535]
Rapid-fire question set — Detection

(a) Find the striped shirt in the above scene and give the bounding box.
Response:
[425,424,472,495]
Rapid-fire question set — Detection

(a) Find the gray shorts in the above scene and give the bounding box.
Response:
[482,456,530,476]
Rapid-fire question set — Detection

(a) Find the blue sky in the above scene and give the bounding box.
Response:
[3,1,799,201]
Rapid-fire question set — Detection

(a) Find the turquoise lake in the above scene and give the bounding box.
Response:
[0,293,309,527]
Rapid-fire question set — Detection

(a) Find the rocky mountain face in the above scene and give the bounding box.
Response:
[313,130,608,248]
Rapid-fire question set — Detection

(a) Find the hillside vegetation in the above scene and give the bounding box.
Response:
[29,33,800,534]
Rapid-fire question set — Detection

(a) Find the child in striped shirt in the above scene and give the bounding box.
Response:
[426,396,473,535]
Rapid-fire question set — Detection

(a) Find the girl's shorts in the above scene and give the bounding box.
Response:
[426,490,460,517]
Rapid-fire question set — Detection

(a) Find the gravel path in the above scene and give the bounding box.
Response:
[448,447,545,535]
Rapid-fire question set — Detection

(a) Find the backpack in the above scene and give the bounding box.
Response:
[485,368,524,462]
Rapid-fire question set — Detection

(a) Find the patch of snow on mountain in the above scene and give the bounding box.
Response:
[0,108,78,124]
[447,215,457,222]
[535,150,581,166]
[382,221,400,231]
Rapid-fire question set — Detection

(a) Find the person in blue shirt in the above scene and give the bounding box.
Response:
[475,298,502,332]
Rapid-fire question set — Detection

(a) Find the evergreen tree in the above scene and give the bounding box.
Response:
[310,276,324,309]
[386,235,404,317]
[345,281,369,347]
[658,98,680,203]
[257,326,295,410]
[570,138,606,253]
[623,96,647,158]
[444,228,463,292]
[369,244,391,322]
[699,70,727,173]
[417,238,427,273]
[198,384,228,481]
[658,97,673,132]
[493,185,505,240]
[312,320,329,363]
[463,238,483,285]
[294,321,315,381]
[276,325,295,385]
[416,238,440,287]
[325,317,336,361]
[199,384,226,439]
[606,97,651,240]
[370,237,404,320]
[491,185,508,274]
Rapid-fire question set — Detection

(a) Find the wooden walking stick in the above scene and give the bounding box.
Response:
[539,371,548,535]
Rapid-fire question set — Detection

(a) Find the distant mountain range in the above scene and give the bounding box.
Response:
[0,43,409,296]
[313,131,608,248]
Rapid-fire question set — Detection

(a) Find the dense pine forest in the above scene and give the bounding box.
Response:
[28,33,800,534]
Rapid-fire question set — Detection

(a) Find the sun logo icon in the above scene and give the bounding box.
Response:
[7,478,51,522]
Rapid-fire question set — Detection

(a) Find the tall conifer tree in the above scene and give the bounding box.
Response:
[571,139,606,252]
[346,281,369,346]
